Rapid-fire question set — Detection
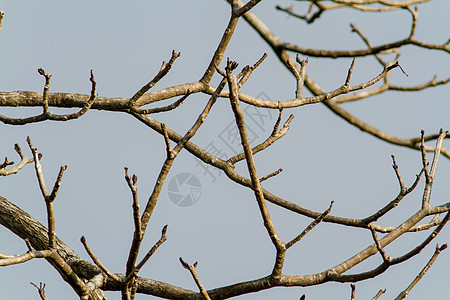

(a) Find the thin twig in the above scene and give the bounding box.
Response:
[421,129,447,207]
[30,282,49,300]
[369,226,391,262]
[350,284,356,300]
[125,225,168,283]
[26,137,65,249]
[286,201,333,249]
[135,71,232,277]
[344,58,356,86]
[0,143,35,176]
[0,70,97,125]
[161,123,173,155]
[362,166,423,225]
[129,50,181,107]
[226,62,285,275]
[238,53,267,88]
[392,212,450,264]
[179,258,211,300]
[0,249,52,266]
[260,168,283,182]
[328,211,450,283]
[227,113,294,165]
[395,244,447,300]
[80,236,121,282]
[371,289,386,300]
[131,90,191,114]
[350,23,388,66]
[124,167,143,276]
[0,11,4,31]
[391,155,405,191]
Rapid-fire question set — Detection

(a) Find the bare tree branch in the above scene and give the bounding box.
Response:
[350,284,356,300]
[227,111,295,165]
[80,236,121,283]
[286,201,333,249]
[259,168,283,182]
[125,225,168,283]
[233,0,450,158]
[395,244,448,300]
[226,62,286,275]
[129,50,181,108]
[0,10,3,31]
[421,129,447,208]
[180,258,211,300]
[0,1,448,299]
[371,288,386,300]
[0,143,36,176]
[31,282,49,300]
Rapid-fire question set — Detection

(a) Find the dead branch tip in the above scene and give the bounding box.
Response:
[161,224,168,236]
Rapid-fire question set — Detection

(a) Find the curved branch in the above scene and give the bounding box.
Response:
[0,70,97,125]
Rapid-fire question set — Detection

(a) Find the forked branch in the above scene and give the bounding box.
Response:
[0,144,36,176]
[179,258,211,300]
[0,69,97,125]
[30,282,49,300]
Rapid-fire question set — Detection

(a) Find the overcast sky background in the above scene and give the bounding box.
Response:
[1,1,449,299]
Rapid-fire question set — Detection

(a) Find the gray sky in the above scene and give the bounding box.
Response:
[1,1,449,299]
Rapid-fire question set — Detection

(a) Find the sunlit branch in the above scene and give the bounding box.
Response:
[226,62,285,275]
[371,288,386,300]
[80,236,121,282]
[125,225,168,283]
[133,111,449,233]
[30,282,49,300]
[260,168,283,182]
[0,70,97,125]
[124,167,143,277]
[129,50,181,107]
[238,53,267,88]
[0,143,36,176]
[0,247,52,266]
[421,129,447,208]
